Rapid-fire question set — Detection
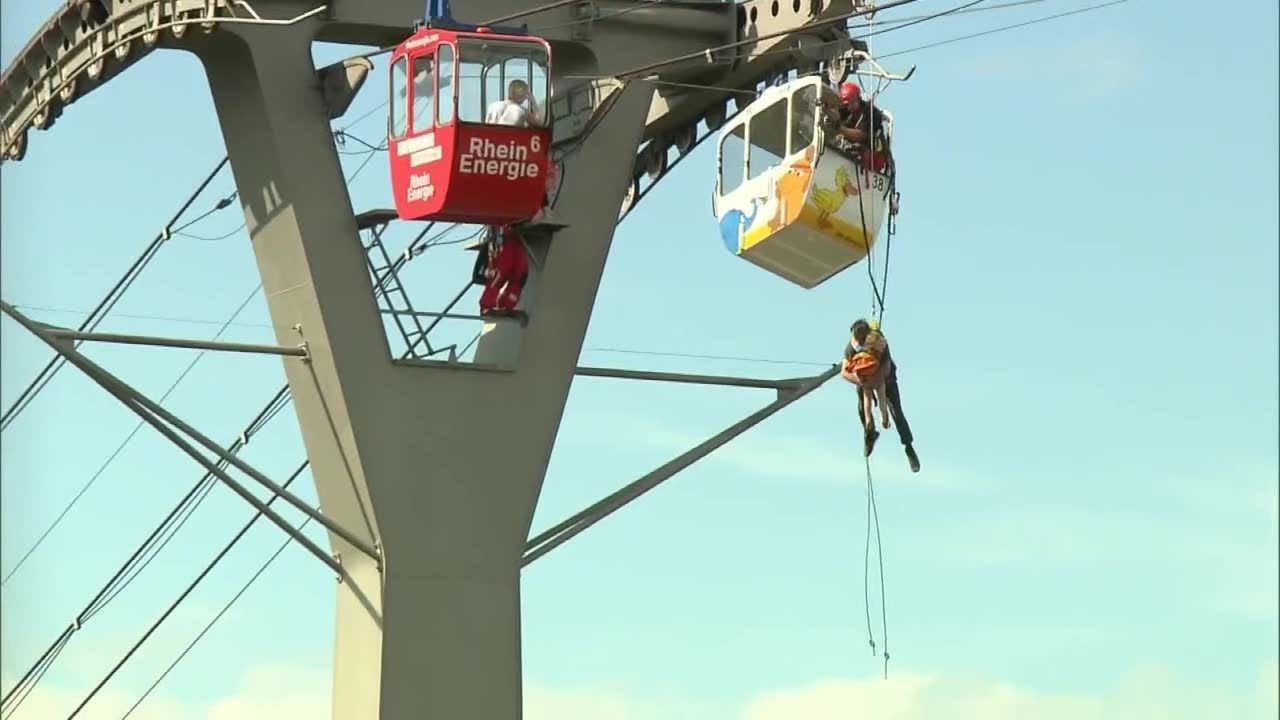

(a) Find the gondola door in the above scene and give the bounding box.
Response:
[389,35,458,222]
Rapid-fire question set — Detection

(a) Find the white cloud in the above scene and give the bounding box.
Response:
[7,664,329,720]
[1055,32,1148,104]
[12,672,675,720]
[14,662,1277,720]
[525,684,633,720]
[206,664,330,720]
[956,30,1148,105]
[3,683,194,720]
[742,664,1279,720]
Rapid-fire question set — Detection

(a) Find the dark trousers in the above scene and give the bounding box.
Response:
[857,353,913,446]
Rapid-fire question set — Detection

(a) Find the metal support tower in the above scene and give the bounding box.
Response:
[2,0,877,717]
[193,17,653,718]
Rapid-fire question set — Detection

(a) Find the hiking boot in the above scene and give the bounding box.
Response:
[864,429,880,458]
[904,445,920,473]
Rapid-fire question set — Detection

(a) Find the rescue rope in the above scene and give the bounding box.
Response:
[870,75,894,329]
[863,454,890,678]
[863,457,876,657]
[845,69,894,326]
[851,244,890,682]
[853,127,886,324]
[852,38,892,680]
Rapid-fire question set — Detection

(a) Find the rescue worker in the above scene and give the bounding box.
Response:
[841,319,920,472]
[485,79,545,128]
[826,82,891,173]
[477,224,529,318]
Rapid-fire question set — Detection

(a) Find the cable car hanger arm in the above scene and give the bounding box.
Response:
[611,0,928,80]
[417,0,535,35]
[847,51,916,82]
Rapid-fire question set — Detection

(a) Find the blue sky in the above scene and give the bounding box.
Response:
[2,0,1277,718]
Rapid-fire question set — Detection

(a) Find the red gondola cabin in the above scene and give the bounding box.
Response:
[388,25,552,225]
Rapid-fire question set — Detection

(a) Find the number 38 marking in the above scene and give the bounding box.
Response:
[871,175,885,192]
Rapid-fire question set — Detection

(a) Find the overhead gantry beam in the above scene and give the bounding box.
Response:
[524,365,839,565]
[0,301,375,577]
[0,0,332,163]
[574,365,814,391]
[1,0,874,163]
[42,326,311,357]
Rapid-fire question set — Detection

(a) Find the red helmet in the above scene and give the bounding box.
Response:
[839,82,861,105]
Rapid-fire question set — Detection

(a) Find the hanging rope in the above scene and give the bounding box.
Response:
[863,456,877,658]
[871,75,895,329]
[851,208,889,679]
[851,123,884,321]
[850,74,895,326]
[849,29,893,678]
[865,456,889,678]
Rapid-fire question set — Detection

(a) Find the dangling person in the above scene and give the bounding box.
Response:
[842,320,891,435]
[840,319,920,472]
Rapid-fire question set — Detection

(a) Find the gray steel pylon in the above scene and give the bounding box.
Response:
[196,19,654,719]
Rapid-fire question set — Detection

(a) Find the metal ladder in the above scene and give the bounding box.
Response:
[356,210,455,361]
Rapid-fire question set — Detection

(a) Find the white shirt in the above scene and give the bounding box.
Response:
[485,100,530,127]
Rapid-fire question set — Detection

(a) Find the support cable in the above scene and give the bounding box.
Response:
[75,264,466,718]
[0,385,292,719]
[83,387,292,624]
[119,508,313,720]
[1,283,263,587]
[868,0,1130,67]
[1,130,387,714]
[83,262,471,720]
[524,367,839,563]
[609,0,992,224]
[66,463,311,720]
[0,157,230,431]
[1,103,389,589]
[587,0,1122,78]
[613,0,928,79]
[877,0,1130,61]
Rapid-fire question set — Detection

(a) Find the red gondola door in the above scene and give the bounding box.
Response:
[389,36,455,222]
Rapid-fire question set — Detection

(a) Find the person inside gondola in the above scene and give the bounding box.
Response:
[827,82,891,173]
[486,79,558,224]
[840,319,920,472]
[485,79,545,128]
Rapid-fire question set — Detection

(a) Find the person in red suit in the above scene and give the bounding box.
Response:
[477,224,529,317]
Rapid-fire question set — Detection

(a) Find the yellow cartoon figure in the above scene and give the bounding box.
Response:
[810,165,857,230]
[767,146,816,234]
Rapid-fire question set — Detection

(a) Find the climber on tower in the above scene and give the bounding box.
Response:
[477,224,529,319]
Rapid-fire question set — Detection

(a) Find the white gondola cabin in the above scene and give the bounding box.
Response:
[713,76,895,289]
